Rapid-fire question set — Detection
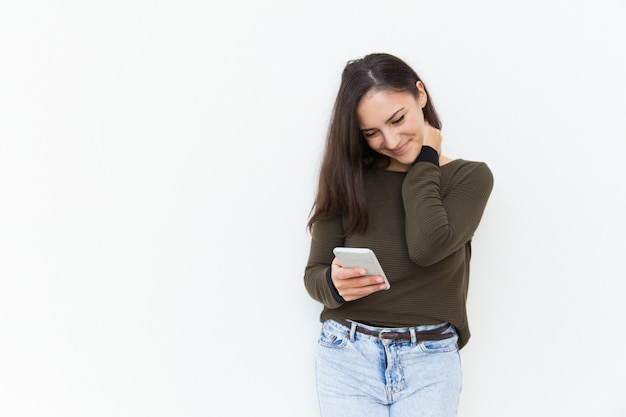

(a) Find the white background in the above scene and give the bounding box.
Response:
[1,1,625,416]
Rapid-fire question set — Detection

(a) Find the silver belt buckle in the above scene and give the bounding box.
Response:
[378,328,392,339]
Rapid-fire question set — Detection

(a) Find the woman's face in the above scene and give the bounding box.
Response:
[357,82,427,172]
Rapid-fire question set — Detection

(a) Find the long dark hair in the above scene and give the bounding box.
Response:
[307,53,442,235]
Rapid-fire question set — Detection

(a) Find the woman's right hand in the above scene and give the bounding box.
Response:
[331,257,388,301]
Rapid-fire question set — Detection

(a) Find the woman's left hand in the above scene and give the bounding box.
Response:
[423,122,453,165]
[422,122,442,155]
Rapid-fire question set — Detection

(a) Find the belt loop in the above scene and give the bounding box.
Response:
[410,327,417,347]
[349,321,357,342]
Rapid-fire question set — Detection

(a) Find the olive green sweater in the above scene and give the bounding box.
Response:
[304,158,493,349]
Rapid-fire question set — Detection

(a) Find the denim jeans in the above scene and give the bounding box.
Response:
[315,319,462,417]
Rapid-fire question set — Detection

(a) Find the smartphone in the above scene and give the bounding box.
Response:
[332,247,390,290]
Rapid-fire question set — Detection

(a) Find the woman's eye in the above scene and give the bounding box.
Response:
[363,131,378,138]
[392,115,405,125]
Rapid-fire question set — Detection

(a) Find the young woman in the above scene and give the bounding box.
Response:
[304,53,493,417]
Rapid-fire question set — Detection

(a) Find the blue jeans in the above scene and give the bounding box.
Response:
[315,319,462,417]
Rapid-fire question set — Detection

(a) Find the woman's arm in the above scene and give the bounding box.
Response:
[304,215,389,307]
[402,158,493,266]
[304,216,346,309]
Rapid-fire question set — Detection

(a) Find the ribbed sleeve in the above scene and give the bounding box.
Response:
[402,161,493,266]
[304,216,345,309]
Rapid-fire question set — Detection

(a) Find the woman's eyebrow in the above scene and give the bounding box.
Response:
[385,108,405,124]
[361,108,405,131]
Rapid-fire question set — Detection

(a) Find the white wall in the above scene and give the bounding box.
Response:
[1,1,625,416]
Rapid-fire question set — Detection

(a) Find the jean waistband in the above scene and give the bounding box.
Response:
[334,319,454,342]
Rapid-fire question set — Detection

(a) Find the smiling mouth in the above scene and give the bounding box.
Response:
[390,142,409,155]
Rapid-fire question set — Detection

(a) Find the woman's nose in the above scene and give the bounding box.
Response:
[382,131,401,149]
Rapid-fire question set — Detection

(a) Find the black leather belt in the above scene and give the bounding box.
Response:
[336,319,453,342]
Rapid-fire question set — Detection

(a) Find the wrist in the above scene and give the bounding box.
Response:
[413,145,439,167]
[326,267,345,304]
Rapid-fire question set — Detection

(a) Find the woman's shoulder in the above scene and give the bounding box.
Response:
[443,158,491,174]
[441,158,493,189]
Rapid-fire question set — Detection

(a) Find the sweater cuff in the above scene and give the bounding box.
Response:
[413,146,439,167]
[326,267,345,304]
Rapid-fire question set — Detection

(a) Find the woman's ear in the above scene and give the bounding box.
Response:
[416,81,428,108]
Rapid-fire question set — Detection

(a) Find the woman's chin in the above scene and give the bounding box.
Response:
[386,158,412,172]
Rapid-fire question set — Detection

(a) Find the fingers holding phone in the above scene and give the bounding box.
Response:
[331,247,390,302]
[331,260,388,301]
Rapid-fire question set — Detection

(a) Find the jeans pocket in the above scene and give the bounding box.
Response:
[318,321,348,349]
[418,332,459,353]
